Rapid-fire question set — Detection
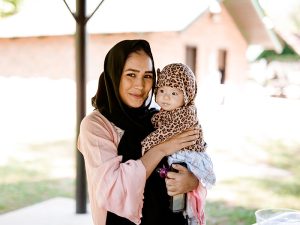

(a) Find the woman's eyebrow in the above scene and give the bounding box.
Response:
[124,68,139,72]
[124,68,153,74]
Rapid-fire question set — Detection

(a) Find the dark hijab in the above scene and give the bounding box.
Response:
[92,39,185,225]
[92,39,157,161]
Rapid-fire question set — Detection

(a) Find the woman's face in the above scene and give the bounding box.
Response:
[155,86,184,111]
[119,50,154,108]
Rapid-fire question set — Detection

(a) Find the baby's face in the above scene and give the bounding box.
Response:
[155,86,184,111]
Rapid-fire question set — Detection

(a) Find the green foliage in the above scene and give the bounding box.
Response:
[256,43,300,62]
[206,201,256,225]
[290,6,300,32]
[0,0,23,18]
[0,179,74,213]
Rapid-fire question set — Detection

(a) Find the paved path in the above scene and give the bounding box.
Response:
[0,198,93,225]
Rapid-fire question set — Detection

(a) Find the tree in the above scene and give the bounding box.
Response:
[0,0,23,18]
[290,7,300,33]
[255,42,300,63]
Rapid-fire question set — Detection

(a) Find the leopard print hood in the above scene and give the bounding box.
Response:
[156,63,197,106]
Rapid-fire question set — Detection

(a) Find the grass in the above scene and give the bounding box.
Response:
[205,137,300,224]
[1,96,300,224]
[0,139,75,214]
[1,137,299,225]
[206,201,256,225]
[0,178,74,213]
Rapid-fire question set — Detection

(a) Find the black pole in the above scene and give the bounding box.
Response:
[63,0,104,214]
[75,0,87,214]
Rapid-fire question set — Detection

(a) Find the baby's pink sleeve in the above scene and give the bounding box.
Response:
[188,184,207,225]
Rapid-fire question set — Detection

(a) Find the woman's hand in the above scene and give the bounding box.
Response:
[165,164,199,196]
[157,128,199,156]
[141,128,198,179]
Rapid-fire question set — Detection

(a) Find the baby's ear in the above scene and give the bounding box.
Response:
[156,69,161,81]
[157,68,161,75]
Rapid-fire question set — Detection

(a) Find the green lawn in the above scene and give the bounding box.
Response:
[1,136,299,225]
[0,139,75,214]
[205,138,300,225]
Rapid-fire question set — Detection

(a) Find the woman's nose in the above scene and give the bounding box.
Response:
[134,78,144,90]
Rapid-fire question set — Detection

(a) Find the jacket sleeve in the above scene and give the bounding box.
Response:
[77,113,146,224]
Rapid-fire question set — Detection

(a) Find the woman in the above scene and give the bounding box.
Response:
[77,39,205,225]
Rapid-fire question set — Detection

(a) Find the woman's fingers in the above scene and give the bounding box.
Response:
[165,178,179,196]
[159,128,199,156]
[180,139,196,149]
[177,128,199,137]
[176,130,199,147]
[167,170,200,194]
[173,129,198,140]
[172,164,189,173]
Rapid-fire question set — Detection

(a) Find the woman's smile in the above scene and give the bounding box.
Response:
[129,92,143,99]
[128,92,144,101]
[119,50,154,108]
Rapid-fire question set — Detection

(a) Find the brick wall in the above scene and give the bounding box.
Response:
[0,5,248,85]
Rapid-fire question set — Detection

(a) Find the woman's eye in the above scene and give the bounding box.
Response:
[126,73,135,77]
[144,74,153,79]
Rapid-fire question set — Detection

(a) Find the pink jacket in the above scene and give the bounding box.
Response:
[77,110,146,225]
[77,110,207,225]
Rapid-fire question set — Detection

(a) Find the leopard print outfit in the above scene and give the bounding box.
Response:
[141,63,205,154]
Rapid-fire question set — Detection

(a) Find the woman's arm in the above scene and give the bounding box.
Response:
[141,128,199,178]
[78,112,147,224]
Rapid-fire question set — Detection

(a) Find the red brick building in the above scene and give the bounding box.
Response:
[0,0,281,98]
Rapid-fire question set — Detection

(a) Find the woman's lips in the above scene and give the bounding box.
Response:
[129,93,143,99]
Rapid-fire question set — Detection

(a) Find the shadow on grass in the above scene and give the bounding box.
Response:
[206,200,257,225]
[0,178,75,214]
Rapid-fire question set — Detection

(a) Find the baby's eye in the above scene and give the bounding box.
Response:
[172,92,178,96]
[159,89,164,93]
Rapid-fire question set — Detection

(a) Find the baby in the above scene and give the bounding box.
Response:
[141,63,216,225]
